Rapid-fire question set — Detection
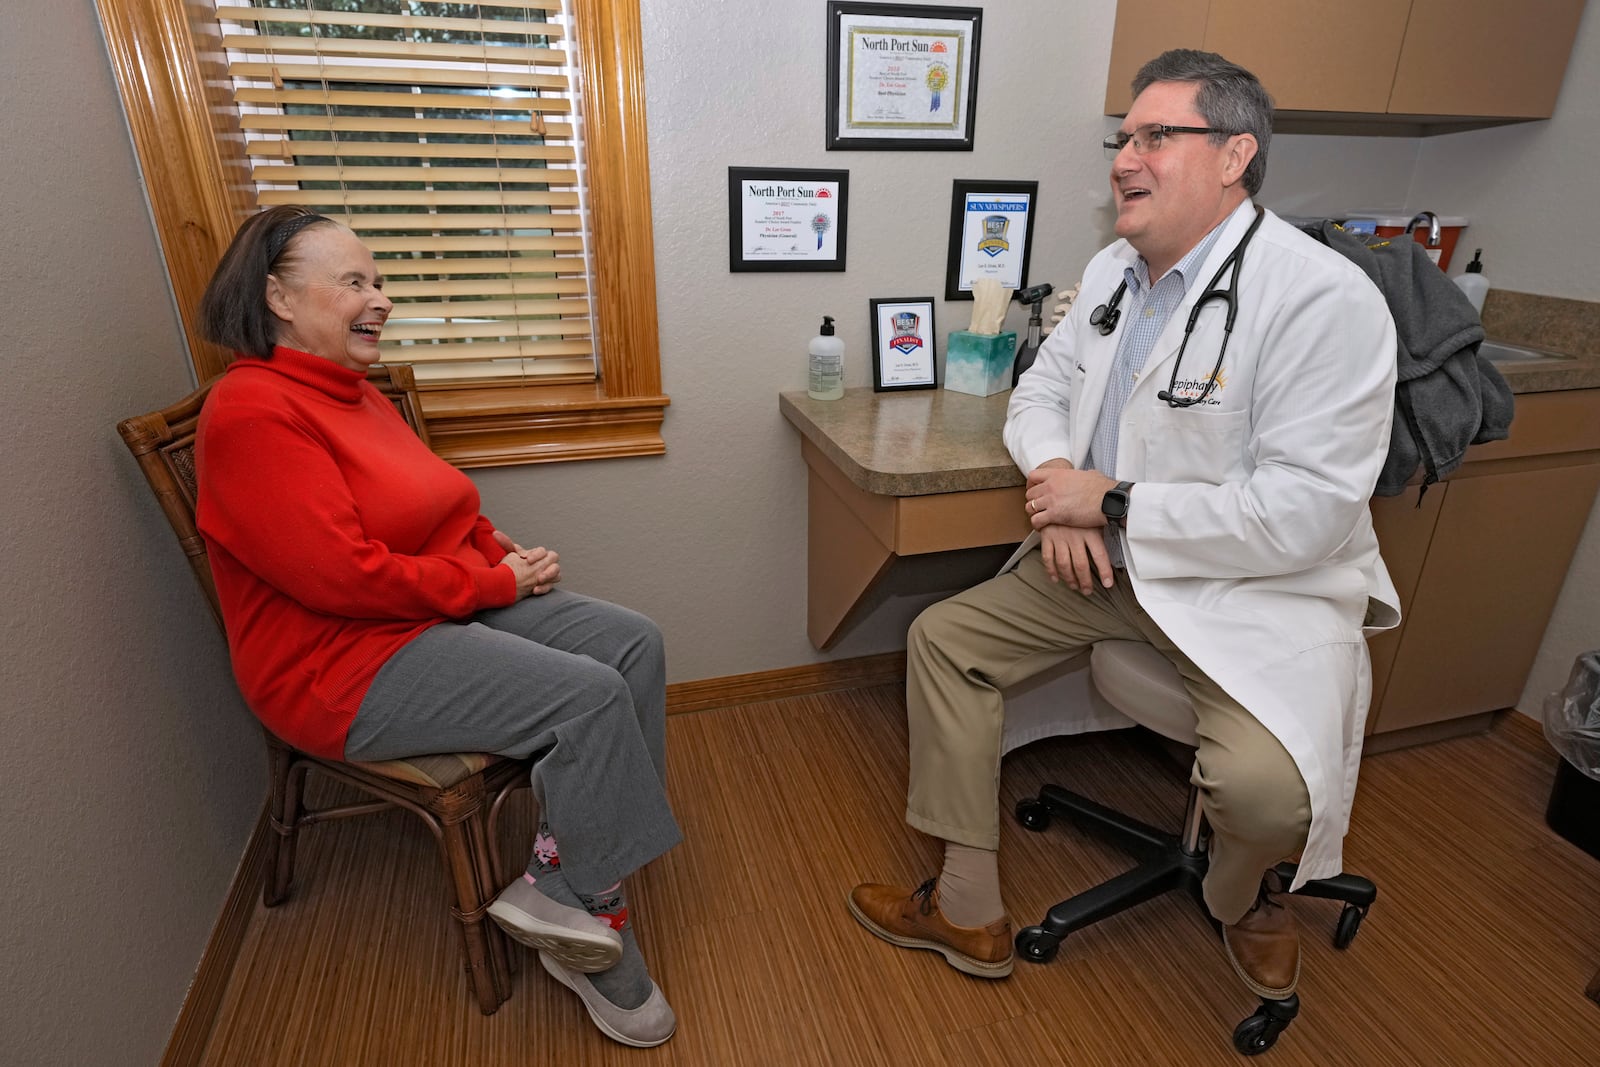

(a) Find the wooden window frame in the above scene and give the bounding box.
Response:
[94,0,668,467]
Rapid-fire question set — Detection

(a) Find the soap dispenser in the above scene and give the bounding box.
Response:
[1454,249,1490,315]
[808,316,845,400]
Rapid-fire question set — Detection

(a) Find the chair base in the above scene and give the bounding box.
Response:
[1015,783,1377,1056]
[262,734,533,1015]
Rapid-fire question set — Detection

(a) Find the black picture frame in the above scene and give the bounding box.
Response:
[869,297,938,391]
[826,2,982,151]
[728,166,850,272]
[944,178,1039,301]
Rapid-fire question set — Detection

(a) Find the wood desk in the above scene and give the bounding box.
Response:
[779,388,1029,650]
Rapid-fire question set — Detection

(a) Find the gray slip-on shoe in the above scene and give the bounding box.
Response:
[539,950,676,1048]
[487,876,622,973]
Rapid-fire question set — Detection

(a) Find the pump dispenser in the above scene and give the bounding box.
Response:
[808,315,845,400]
[1454,248,1490,315]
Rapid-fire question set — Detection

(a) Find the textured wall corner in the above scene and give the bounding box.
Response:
[0,1,262,1063]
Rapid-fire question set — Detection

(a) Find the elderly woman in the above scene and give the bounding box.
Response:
[194,206,679,1048]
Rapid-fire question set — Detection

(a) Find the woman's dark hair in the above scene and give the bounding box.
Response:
[1132,49,1274,196]
[199,206,333,360]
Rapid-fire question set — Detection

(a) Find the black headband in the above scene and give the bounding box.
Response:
[266,213,330,265]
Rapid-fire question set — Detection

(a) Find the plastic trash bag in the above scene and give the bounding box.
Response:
[1543,650,1600,780]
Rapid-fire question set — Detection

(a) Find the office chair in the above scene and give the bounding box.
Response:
[117,365,533,1014]
[1012,640,1378,1055]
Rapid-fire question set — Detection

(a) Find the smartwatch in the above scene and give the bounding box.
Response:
[1101,481,1134,528]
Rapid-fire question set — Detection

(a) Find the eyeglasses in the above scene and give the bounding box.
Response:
[1103,123,1222,160]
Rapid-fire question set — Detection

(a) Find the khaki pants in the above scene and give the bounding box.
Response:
[905,549,1311,923]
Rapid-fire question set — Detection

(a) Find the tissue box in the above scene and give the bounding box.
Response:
[944,330,1017,397]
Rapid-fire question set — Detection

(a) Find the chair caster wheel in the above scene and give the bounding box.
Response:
[1015,798,1052,832]
[1333,904,1364,949]
[1232,994,1299,1056]
[1015,926,1061,963]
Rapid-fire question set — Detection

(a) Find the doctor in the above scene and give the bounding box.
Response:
[849,49,1400,1002]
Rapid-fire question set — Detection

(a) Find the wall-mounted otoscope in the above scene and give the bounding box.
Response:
[1011,281,1055,386]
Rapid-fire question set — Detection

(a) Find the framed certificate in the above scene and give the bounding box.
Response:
[826,2,982,151]
[944,179,1038,301]
[869,297,938,391]
[728,167,849,272]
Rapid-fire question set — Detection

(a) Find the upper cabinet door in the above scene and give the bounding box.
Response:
[1202,0,1412,113]
[1387,0,1587,118]
[1104,0,1586,123]
[1103,0,1210,115]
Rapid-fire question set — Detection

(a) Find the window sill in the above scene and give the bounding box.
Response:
[418,382,669,468]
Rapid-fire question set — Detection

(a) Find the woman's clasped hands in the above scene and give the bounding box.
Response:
[494,529,562,598]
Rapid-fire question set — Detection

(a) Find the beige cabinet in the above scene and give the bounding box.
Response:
[1105,0,1585,122]
[1366,483,1447,728]
[1367,390,1600,736]
[1388,0,1587,119]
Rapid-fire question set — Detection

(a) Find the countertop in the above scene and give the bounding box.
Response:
[780,388,1020,497]
[1481,288,1600,392]
[781,351,1600,499]
[1487,350,1600,393]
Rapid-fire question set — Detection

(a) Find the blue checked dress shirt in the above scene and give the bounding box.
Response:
[1086,221,1229,568]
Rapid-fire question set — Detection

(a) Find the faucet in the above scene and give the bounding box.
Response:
[1405,211,1441,246]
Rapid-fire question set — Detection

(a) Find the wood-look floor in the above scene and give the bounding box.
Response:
[200,687,1600,1066]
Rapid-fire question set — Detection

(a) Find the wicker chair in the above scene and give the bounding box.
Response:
[117,364,531,1015]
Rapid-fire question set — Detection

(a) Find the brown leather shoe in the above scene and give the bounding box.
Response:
[1222,872,1300,998]
[847,878,1013,978]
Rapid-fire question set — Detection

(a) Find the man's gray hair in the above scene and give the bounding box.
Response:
[1132,49,1274,196]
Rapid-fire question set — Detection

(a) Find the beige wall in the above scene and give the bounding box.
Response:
[6,0,1597,1061]
[0,1,264,1064]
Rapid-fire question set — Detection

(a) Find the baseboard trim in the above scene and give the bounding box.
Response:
[1364,710,1498,754]
[161,804,271,1067]
[665,651,906,715]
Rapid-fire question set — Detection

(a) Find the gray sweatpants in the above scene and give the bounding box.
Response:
[345,589,681,895]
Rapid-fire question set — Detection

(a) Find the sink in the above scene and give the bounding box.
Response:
[1480,340,1572,364]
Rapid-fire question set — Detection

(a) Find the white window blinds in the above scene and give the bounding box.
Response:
[215,0,595,382]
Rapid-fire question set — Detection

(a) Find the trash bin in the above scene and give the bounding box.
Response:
[1543,651,1600,861]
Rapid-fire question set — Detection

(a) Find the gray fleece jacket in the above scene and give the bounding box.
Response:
[1306,222,1514,496]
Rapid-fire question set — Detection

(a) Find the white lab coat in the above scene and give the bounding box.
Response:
[1004,200,1402,888]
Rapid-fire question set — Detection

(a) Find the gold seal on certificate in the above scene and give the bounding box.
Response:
[925,62,949,113]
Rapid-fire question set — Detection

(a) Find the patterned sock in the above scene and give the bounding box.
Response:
[524,822,581,906]
[577,880,631,933]
[581,924,653,1009]
[527,821,560,877]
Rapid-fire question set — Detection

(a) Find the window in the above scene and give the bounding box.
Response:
[95,0,667,466]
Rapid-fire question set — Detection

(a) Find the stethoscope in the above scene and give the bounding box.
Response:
[1088,206,1266,408]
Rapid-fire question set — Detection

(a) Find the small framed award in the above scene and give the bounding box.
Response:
[869,297,938,392]
[826,2,982,151]
[945,179,1038,301]
[728,166,849,272]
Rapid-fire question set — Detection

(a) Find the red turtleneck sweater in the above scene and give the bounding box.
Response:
[195,346,517,758]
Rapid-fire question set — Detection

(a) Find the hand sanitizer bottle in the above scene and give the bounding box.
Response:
[1454,249,1490,315]
[808,316,845,400]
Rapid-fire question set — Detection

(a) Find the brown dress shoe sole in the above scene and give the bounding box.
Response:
[846,893,1014,979]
